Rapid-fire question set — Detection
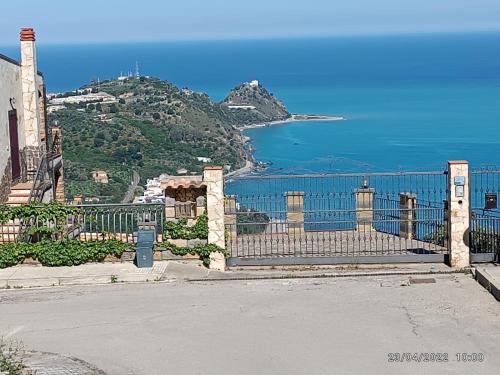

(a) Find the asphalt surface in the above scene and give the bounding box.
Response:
[0,273,499,375]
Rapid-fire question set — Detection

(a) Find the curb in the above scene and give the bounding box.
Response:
[186,269,468,282]
[0,275,175,290]
[474,267,500,302]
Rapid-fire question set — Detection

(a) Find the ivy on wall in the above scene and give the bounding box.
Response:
[163,213,208,240]
[0,240,131,268]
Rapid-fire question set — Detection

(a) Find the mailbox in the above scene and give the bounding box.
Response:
[485,193,497,210]
[135,230,154,268]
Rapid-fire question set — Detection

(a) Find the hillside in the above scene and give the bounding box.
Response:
[48,77,290,202]
[222,80,290,124]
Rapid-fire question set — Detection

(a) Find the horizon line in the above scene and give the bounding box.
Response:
[1,28,500,48]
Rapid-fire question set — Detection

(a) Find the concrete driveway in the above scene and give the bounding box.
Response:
[0,273,499,375]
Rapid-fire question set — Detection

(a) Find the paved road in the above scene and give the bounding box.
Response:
[0,274,499,375]
[122,171,140,204]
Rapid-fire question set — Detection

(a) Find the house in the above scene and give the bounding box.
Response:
[196,157,212,163]
[91,170,109,184]
[0,28,64,207]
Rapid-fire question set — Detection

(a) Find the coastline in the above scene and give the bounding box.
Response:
[239,114,345,130]
[227,114,345,177]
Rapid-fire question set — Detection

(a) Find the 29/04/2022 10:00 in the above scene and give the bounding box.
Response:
[387,352,485,363]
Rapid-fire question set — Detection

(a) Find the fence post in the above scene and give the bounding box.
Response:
[165,197,176,220]
[203,166,226,271]
[399,193,416,239]
[224,195,237,240]
[447,160,470,268]
[286,191,305,234]
[355,187,375,231]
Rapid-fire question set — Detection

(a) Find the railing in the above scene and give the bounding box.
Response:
[470,168,500,260]
[224,171,449,262]
[70,203,165,243]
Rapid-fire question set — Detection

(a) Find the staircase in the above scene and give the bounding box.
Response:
[5,182,32,206]
[0,182,33,243]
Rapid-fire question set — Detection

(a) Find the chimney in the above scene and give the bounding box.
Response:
[20,28,41,148]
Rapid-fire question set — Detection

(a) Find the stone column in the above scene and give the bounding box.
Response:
[355,188,375,231]
[447,160,470,268]
[399,193,417,240]
[196,195,206,217]
[224,195,237,240]
[203,166,226,271]
[20,28,41,148]
[286,191,305,234]
[164,197,176,220]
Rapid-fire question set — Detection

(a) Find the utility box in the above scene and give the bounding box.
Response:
[485,193,497,210]
[135,230,154,268]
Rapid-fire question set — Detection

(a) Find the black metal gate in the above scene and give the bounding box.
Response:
[470,168,500,262]
[224,171,448,266]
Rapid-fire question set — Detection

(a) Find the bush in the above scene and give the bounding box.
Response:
[0,240,131,268]
[162,241,225,267]
[236,207,270,235]
[470,228,500,253]
[164,213,208,240]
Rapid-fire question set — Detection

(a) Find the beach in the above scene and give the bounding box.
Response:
[239,114,345,130]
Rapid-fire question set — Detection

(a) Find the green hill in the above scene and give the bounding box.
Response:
[48,77,289,202]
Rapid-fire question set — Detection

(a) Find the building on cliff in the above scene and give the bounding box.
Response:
[0,28,64,208]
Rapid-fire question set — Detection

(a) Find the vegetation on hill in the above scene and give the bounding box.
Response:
[222,82,290,124]
[48,77,290,202]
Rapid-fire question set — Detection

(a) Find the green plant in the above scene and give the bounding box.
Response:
[110,275,118,283]
[236,207,270,235]
[162,241,226,267]
[0,339,25,375]
[470,227,500,253]
[424,224,446,246]
[163,213,208,240]
[0,240,131,268]
[0,203,82,241]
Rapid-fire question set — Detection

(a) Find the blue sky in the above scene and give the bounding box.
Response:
[1,0,500,45]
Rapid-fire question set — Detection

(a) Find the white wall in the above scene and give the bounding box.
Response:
[0,56,25,181]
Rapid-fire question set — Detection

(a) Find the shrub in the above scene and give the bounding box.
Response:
[0,240,131,268]
[236,207,270,235]
[164,213,208,240]
[162,241,225,267]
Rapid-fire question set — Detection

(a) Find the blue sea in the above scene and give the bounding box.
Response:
[3,32,500,172]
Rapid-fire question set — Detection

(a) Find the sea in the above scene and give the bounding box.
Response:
[3,32,500,173]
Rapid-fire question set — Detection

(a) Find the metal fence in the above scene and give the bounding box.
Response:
[0,203,165,244]
[470,167,500,261]
[224,171,448,266]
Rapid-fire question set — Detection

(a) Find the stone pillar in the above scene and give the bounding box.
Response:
[447,160,470,268]
[20,28,41,148]
[399,193,417,240]
[286,191,305,234]
[196,195,206,217]
[165,197,176,220]
[203,166,226,271]
[355,188,375,231]
[224,195,237,239]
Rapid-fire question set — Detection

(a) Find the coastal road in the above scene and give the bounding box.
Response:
[122,171,140,203]
[0,274,499,374]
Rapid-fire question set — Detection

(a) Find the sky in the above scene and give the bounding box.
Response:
[1,0,500,45]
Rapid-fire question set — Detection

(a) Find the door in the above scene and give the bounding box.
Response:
[8,110,21,181]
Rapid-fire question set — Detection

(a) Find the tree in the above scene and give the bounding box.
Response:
[119,98,126,104]
[95,103,102,112]
[87,103,95,111]
[109,104,118,113]
[152,112,161,120]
